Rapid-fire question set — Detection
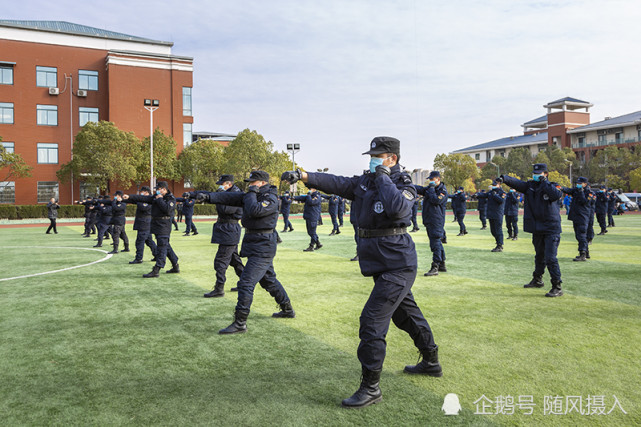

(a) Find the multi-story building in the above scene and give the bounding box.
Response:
[0,20,193,204]
[410,168,432,186]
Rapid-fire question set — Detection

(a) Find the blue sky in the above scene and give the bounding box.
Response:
[5,0,641,175]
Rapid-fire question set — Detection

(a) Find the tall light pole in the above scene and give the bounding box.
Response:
[287,143,300,192]
[144,99,159,188]
[565,159,573,183]
[488,161,500,177]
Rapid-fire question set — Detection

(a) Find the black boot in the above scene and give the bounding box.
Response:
[341,367,382,409]
[204,283,225,298]
[166,263,180,274]
[129,259,143,264]
[281,228,288,233]
[303,244,315,252]
[545,280,564,297]
[329,230,336,236]
[573,251,587,262]
[438,262,447,272]
[108,248,119,254]
[289,227,294,232]
[219,310,249,335]
[424,262,439,276]
[315,241,323,250]
[491,245,503,252]
[277,236,283,244]
[524,276,544,288]
[336,229,341,234]
[403,347,443,377]
[143,266,161,278]
[122,245,130,252]
[586,249,590,259]
[512,235,518,241]
[272,302,295,318]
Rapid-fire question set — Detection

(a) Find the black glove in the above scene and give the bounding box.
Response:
[196,192,207,202]
[247,185,259,193]
[428,181,436,188]
[281,170,302,184]
[375,165,391,178]
[496,176,504,184]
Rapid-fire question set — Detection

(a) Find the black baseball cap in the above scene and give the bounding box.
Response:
[533,163,548,173]
[140,186,151,193]
[155,181,169,189]
[216,174,234,185]
[244,170,270,182]
[362,136,400,156]
[428,171,441,179]
[577,177,588,184]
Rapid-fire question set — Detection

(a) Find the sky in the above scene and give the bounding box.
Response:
[5,0,641,175]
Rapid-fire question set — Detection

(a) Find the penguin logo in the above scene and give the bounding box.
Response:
[442,393,462,415]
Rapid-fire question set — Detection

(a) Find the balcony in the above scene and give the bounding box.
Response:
[572,137,641,149]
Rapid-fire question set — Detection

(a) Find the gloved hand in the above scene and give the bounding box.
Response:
[196,192,207,202]
[496,176,504,184]
[375,165,391,178]
[247,185,259,193]
[428,181,436,188]
[281,170,302,184]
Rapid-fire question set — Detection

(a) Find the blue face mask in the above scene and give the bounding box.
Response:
[156,190,162,195]
[429,181,436,186]
[532,174,542,181]
[369,157,384,173]
[218,185,225,191]
[576,184,583,188]
[509,189,515,193]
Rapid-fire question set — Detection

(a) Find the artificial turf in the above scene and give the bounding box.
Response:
[0,213,639,426]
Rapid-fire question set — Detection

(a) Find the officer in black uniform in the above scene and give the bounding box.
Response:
[487,179,506,252]
[192,170,295,334]
[279,191,294,232]
[108,190,130,254]
[500,164,564,297]
[93,195,112,247]
[607,188,616,227]
[474,189,488,229]
[562,177,591,262]
[294,188,323,251]
[177,193,198,236]
[415,171,447,276]
[282,136,441,409]
[595,185,609,235]
[337,196,345,228]
[410,198,420,232]
[451,187,468,236]
[124,181,179,277]
[203,174,245,298]
[349,198,359,261]
[45,198,60,234]
[76,196,94,237]
[504,188,519,240]
[586,185,596,246]
[326,194,341,235]
[123,186,157,264]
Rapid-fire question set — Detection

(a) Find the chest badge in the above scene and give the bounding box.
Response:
[543,194,549,201]
[373,201,384,213]
[360,184,368,192]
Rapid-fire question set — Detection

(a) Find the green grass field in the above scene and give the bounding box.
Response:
[1,213,640,426]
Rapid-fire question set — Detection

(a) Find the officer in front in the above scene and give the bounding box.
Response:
[499,163,564,297]
[451,187,468,236]
[177,193,198,236]
[108,190,130,254]
[607,188,616,227]
[561,177,591,262]
[93,195,112,247]
[283,136,442,409]
[123,181,179,277]
[415,171,447,276]
[203,174,245,298]
[123,186,157,264]
[294,187,323,251]
[595,185,609,235]
[193,170,295,334]
[504,188,519,241]
[279,191,294,232]
[487,179,506,252]
[327,194,341,235]
[474,189,488,229]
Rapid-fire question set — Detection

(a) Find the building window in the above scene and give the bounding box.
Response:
[0,102,14,124]
[615,132,622,144]
[474,153,480,161]
[36,66,57,88]
[638,129,641,141]
[183,123,192,148]
[0,66,13,85]
[486,151,491,162]
[37,181,59,203]
[78,70,98,91]
[79,182,99,199]
[578,136,585,145]
[79,107,99,126]
[183,87,192,116]
[37,143,58,164]
[598,134,606,145]
[37,105,58,126]
[0,181,15,203]
[499,150,505,158]
[2,142,14,153]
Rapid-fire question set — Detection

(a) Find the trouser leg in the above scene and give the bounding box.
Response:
[214,244,236,286]
[257,261,290,306]
[532,233,546,278]
[427,229,444,263]
[235,256,274,313]
[457,214,466,233]
[154,235,170,268]
[306,220,319,244]
[574,222,588,252]
[480,210,487,227]
[544,234,562,282]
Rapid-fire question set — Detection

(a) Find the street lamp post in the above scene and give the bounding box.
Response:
[144,99,159,189]
[287,143,300,192]
[565,159,573,183]
[488,161,500,177]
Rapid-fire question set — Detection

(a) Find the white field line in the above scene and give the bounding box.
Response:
[0,246,113,282]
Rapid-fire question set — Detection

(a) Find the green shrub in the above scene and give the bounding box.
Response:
[0,205,18,219]
[16,205,48,219]
[193,205,218,216]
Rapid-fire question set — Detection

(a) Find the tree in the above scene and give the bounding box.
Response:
[587,146,632,187]
[630,167,641,192]
[57,121,141,192]
[0,140,33,182]
[606,174,627,191]
[433,153,479,191]
[548,171,570,188]
[504,147,534,178]
[137,128,180,185]
[177,139,226,191]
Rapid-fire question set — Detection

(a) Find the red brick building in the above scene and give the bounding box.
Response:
[0,20,193,204]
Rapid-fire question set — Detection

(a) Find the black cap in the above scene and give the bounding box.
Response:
[577,177,588,184]
[362,136,400,156]
[492,179,500,185]
[182,192,189,197]
[216,174,234,185]
[155,181,169,189]
[600,185,606,189]
[533,163,548,173]
[140,186,151,193]
[428,171,440,179]
[244,170,270,182]
[458,187,464,190]
[115,190,123,196]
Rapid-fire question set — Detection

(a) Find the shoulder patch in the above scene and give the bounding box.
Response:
[261,201,271,207]
[402,189,414,200]
[170,202,174,207]
[360,184,368,192]
[438,195,443,200]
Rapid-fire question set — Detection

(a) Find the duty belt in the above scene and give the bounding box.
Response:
[358,227,407,238]
[245,228,274,235]
[157,216,171,220]
[218,218,239,224]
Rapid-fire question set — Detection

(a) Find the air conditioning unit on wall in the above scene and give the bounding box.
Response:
[48,87,59,95]
[77,90,87,97]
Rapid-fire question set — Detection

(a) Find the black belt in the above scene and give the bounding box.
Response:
[139,215,151,218]
[157,216,171,220]
[245,228,274,235]
[218,218,239,224]
[358,227,407,238]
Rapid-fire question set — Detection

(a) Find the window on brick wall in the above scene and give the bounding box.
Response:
[0,181,15,203]
[37,181,59,203]
[36,66,57,87]
[37,105,58,126]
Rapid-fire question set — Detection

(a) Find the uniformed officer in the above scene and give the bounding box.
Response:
[193,170,295,334]
[294,187,323,251]
[45,198,59,234]
[327,194,341,235]
[93,195,112,247]
[595,185,609,235]
[123,186,157,264]
[562,177,591,261]
[607,188,616,227]
[499,164,564,297]
[349,198,359,261]
[76,196,94,237]
[474,189,488,229]
[487,180,506,252]
[586,185,596,246]
[108,191,130,254]
[87,197,98,236]
[337,196,346,228]
[451,187,468,236]
[123,181,179,277]
[415,171,447,276]
[177,193,198,236]
[279,191,294,232]
[410,198,420,232]
[282,136,441,409]
[504,188,519,241]
[203,174,245,298]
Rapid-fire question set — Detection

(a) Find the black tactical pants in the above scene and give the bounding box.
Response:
[489,218,504,246]
[235,256,290,313]
[214,244,245,287]
[155,235,178,269]
[112,224,129,250]
[134,230,157,261]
